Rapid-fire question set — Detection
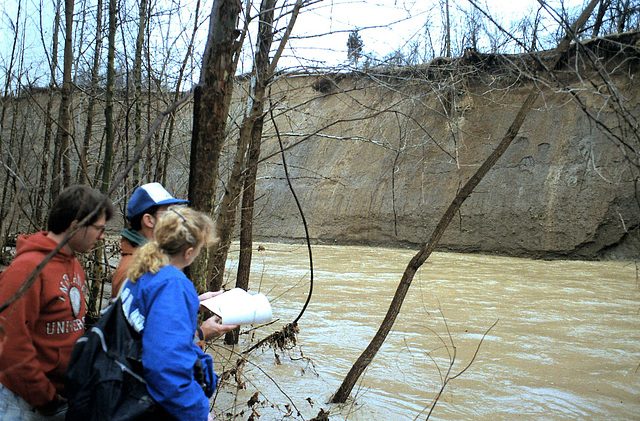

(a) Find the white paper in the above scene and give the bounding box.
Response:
[200,288,273,325]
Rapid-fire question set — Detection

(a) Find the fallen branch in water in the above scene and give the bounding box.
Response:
[243,322,299,354]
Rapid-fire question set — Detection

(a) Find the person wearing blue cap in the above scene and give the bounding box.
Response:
[111,183,231,345]
[111,182,188,296]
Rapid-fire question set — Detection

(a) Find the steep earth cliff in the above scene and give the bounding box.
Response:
[229,32,640,260]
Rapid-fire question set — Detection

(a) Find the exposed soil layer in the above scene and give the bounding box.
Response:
[235,31,640,260]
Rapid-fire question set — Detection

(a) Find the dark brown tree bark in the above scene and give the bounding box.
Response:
[209,0,305,294]
[101,0,117,193]
[188,0,242,293]
[331,0,602,404]
[236,118,264,291]
[210,0,276,292]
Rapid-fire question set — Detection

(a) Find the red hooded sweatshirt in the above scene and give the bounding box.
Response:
[0,232,86,410]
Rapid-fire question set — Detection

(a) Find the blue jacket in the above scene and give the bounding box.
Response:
[120,266,216,421]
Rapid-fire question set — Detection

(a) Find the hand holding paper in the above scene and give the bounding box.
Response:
[199,288,273,325]
[199,314,236,340]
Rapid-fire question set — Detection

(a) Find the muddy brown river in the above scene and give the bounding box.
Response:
[209,243,640,420]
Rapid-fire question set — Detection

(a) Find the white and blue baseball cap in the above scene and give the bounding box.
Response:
[126,182,188,220]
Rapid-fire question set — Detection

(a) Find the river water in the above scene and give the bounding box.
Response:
[210,243,640,420]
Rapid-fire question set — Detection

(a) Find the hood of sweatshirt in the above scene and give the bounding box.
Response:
[15,231,76,263]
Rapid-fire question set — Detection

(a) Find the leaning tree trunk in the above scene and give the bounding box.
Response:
[591,0,611,37]
[331,0,601,403]
[187,0,242,293]
[214,0,274,345]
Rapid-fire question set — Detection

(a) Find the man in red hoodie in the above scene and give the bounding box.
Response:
[0,185,114,420]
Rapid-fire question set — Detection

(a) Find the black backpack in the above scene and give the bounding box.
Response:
[65,298,170,421]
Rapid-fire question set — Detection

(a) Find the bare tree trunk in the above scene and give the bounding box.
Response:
[592,0,611,37]
[223,115,265,345]
[0,99,28,247]
[102,0,117,193]
[331,0,601,403]
[133,0,149,185]
[156,0,203,184]
[209,0,305,292]
[616,0,631,33]
[187,0,243,293]
[445,0,451,58]
[0,0,20,132]
[0,92,23,255]
[210,0,276,290]
[531,7,541,51]
[36,0,62,225]
[83,0,108,322]
[78,0,104,185]
[49,0,63,201]
[236,118,264,290]
[85,0,116,318]
[144,79,153,182]
[0,0,22,251]
[52,0,75,193]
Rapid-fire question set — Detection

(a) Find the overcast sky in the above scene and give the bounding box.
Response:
[0,0,590,87]
[273,0,589,70]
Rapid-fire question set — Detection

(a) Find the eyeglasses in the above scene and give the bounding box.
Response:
[90,224,107,234]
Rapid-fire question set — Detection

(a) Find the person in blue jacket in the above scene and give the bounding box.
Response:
[119,205,235,421]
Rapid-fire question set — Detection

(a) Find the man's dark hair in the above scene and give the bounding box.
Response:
[48,185,115,234]
[128,205,160,231]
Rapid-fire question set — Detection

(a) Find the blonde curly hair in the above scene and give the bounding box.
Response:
[127,205,216,282]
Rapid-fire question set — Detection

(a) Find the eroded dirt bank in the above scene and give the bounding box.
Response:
[232,32,640,260]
